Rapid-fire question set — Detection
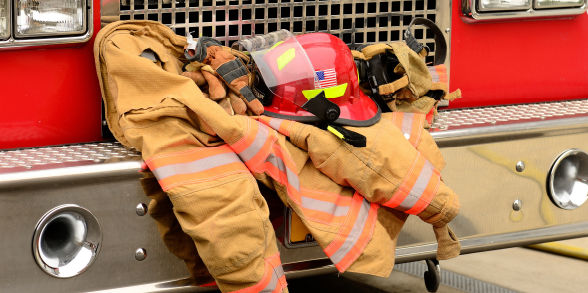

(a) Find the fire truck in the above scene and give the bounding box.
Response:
[1,0,587,291]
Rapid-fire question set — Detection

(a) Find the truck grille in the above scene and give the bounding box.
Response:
[113,0,447,65]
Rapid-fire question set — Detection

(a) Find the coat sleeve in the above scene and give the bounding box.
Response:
[258,115,461,260]
[96,21,288,293]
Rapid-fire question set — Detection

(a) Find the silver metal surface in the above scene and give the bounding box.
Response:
[0,0,93,49]
[431,99,588,146]
[136,203,148,216]
[535,0,586,9]
[516,161,526,172]
[548,149,588,210]
[135,248,147,261]
[512,199,522,211]
[462,0,587,21]
[101,0,451,66]
[32,204,102,278]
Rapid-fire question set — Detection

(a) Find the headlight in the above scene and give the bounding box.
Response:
[479,0,532,11]
[0,0,9,40]
[548,149,588,210]
[16,0,86,38]
[535,0,585,8]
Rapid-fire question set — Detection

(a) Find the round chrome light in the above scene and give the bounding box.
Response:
[548,149,588,210]
[32,204,102,278]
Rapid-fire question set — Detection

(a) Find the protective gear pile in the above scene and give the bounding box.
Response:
[94,20,461,293]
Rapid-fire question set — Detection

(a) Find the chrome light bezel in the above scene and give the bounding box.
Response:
[14,0,87,38]
[548,149,588,210]
[535,0,586,9]
[462,0,587,22]
[0,0,10,40]
[32,204,102,278]
[478,0,532,12]
[0,0,92,49]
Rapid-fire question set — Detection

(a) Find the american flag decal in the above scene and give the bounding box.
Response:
[315,68,337,88]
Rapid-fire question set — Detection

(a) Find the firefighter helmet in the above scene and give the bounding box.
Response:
[245,31,381,127]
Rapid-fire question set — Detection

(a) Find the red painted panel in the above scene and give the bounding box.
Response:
[449,1,588,108]
[0,0,103,149]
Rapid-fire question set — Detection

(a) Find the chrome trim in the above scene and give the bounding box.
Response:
[0,0,10,40]
[547,148,588,210]
[535,0,586,9]
[32,204,102,278]
[0,161,142,188]
[478,0,531,11]
[0,0,93,49]
[395,222,588,263]
[462,0,587,21]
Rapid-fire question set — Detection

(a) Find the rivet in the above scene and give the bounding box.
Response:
[136,203,148,216]
[512,199,522,211]
[445,28,451,33]
[135,248,147,261]
[516,161,525,172]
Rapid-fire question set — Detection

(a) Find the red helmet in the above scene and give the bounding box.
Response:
[253,32,381,127]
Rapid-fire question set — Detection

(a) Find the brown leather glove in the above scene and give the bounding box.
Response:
[186,37,264,115]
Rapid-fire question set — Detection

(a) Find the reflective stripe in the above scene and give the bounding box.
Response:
[266,153,300,191]
[145,145,249,191]
[301,196,350,217]
[401,113,414,140]
[428,65,447,84]
[268,118,284,132]
[382,154,440,214]
[231,253,287,293]
[397,160,434,211]
[328,198,370,264]
[239,123,270,162]
[152,153,241,180]
[391,112,424,147]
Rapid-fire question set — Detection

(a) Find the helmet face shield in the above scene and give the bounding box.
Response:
[241,30,318,109]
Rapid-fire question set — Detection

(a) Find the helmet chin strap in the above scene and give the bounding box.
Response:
[302,91,367,148]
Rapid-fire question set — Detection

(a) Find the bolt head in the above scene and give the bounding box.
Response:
[513,199,522,211]
[136,203,148,216]
[516,161,525,172]
[135,248,147,261]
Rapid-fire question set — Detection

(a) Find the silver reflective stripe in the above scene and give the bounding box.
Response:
[329,198,370,264]
[398,160,435,211]
[401,113,414,140]
[266,153,300,191]
[239,124,269,162]
[260,264,285,293]
[429,66,441,83]
[152,153,241,180]
[301,196,350,217]
[268,118,284,132]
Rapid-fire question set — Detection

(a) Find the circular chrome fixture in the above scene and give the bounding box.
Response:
[32,204,102,278]
[135,248,147,261]
[548,149,588,210]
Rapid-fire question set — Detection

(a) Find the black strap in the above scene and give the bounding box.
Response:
[301,91,340,123]
[328,125,367,148]
[404,18,447,65]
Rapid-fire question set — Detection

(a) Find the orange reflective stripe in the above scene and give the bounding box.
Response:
[230,253,287,293]
[145,145,249,191]
[230,119,377,272]
[333,201,378,271]
[429,64,448,84]
[323,193,379,272]
[298,188,353,226]
[382,154,440,214]
[390,112,425,147]
[258,116,293,137]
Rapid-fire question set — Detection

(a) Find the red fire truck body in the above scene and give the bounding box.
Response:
[1,0,587,291]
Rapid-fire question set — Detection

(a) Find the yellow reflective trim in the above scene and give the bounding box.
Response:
[277,48,295,71]
[327,126,344,139]
[269,41,284,50]
[302,83,348,100]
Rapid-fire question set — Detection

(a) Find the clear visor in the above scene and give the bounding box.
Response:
[240,30,318,108]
